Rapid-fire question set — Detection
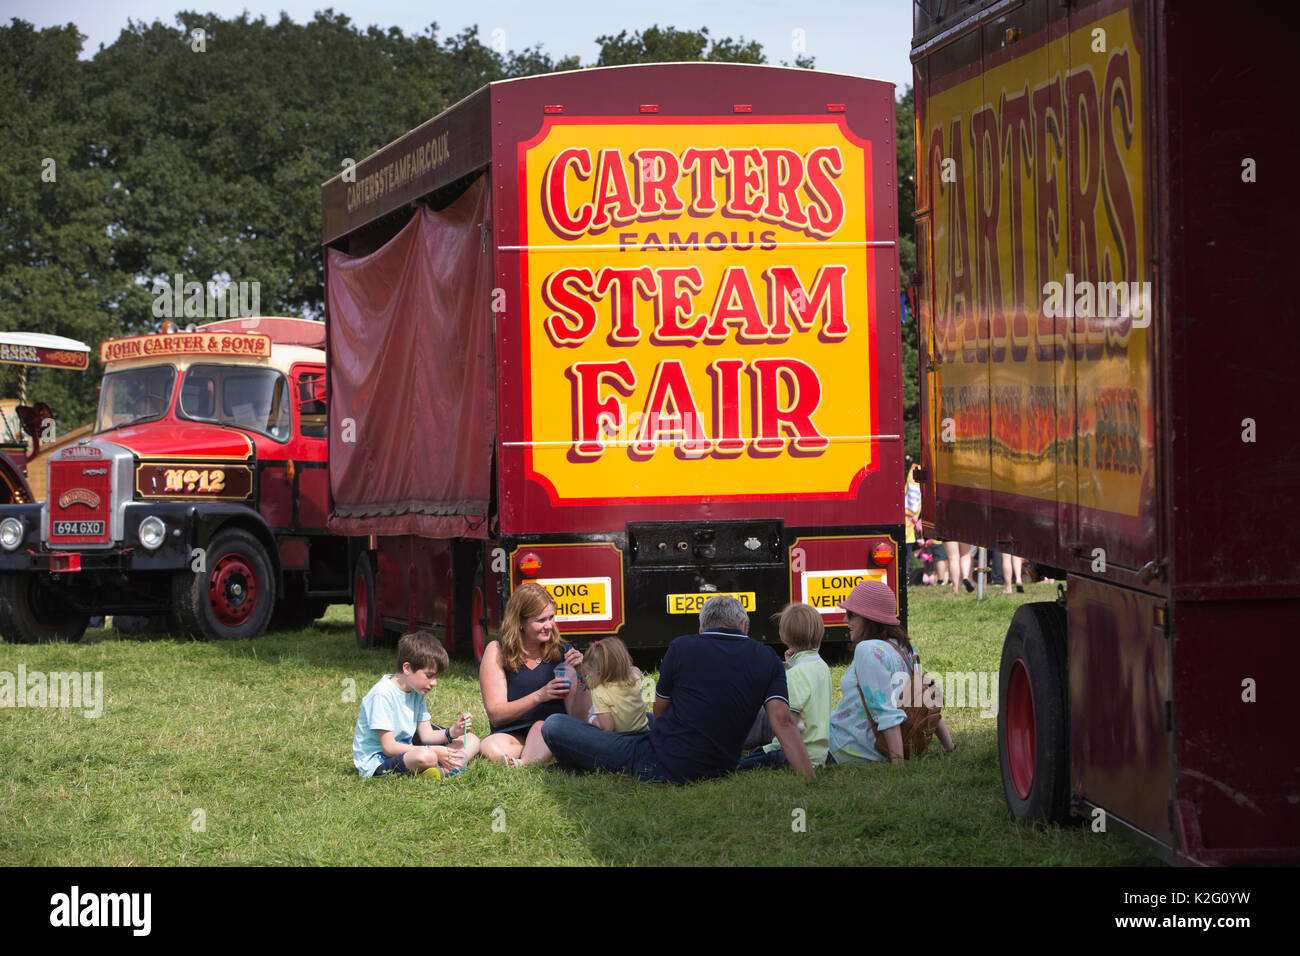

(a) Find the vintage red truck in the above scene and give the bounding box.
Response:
[0,317,358,642]
[911,0,1297,862]
[322,63,905,654]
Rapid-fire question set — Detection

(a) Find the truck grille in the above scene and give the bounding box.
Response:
[48,459,112,545]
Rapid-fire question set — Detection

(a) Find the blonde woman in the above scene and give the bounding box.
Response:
[479,582,589,766]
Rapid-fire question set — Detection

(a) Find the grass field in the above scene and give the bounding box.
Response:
[0,581,1155,866]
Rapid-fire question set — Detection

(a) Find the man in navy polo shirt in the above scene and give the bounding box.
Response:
[540,595,815,782]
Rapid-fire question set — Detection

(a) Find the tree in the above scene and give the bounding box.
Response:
[0,20,125,427]
[594,25,764,66]
[895,85,920,463]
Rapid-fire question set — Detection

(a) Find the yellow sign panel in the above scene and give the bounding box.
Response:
[101,333,272,364]
[802,568,887,614]
[537,577,612,622]
[922,9,1151,520]
[667,592,757,615]
[520,118,878,502]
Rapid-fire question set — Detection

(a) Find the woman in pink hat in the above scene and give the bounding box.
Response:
[827,579,955,764]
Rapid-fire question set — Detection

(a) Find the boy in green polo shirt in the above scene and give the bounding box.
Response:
[737,603,831,769]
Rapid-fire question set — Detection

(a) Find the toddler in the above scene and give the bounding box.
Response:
[583,637,649,733]
[738,603,831,769]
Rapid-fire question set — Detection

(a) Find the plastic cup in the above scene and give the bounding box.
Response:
[554,662,571,693]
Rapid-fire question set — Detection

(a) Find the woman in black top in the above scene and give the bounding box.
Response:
[479,582,589,765]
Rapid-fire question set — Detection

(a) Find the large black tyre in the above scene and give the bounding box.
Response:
[998,601,1070,824]
[0,572,88,643]
[353,552,397,648]
[451,544,489,662]
[172,528,275,641]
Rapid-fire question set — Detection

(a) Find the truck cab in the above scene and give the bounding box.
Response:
[0,317,354,642]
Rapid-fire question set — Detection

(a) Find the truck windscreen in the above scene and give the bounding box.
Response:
[178,364,291,442]
[96,366,177,432]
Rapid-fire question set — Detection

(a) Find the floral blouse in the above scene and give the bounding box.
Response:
[828,639,915,763]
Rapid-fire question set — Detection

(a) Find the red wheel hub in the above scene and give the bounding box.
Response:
[471,587,486,662]
[1006,657,1036,799]
[208,554,259,627]
[355,571,369,639]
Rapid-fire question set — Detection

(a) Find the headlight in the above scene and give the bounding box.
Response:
[0,517,23,551]
[139,516,166,550]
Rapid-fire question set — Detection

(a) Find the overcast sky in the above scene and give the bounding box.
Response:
[4,0,915,94]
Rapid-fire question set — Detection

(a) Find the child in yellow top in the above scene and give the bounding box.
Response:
[582,637,649,733]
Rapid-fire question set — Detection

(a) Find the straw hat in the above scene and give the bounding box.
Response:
[839,579,899,626]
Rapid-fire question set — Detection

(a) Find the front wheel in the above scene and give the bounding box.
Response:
[0,573,88,643]
[173,528,275,640]
[998,601,1070,824]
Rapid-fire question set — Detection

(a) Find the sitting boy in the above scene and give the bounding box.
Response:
[737,603,831,770]
[353,630,482,777]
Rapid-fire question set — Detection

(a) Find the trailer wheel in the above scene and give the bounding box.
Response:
[353,552,397,648]
[998,601,1070,825]
[470,585,487,662]
[0,572,88,643]
[173,529,275,640]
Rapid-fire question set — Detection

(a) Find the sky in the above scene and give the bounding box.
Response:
[1,0,916,94]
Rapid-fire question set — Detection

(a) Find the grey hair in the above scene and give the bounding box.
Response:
[699,595,749,632]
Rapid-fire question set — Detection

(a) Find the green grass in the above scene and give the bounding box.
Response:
[0,582,1153,866]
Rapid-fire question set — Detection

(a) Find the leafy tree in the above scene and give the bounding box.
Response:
[594,25,764,66]
[895,85,920,463]
[0,20,124,428]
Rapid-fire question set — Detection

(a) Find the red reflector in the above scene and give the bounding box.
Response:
[519,552,542,577]
[826,103,846,112]
[543,105,564,114]
[871,543,894,566]
[639,104,659,113]
[51,552,81,573]
[733,104,752,113]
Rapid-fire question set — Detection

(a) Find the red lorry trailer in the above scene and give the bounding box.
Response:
[0,317,359,642]
[322,63,904,653]
[911,0,1299,863]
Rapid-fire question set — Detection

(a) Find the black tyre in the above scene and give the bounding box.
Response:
[172,528,275,640]
[451,544,489,661]
[0,572,88,643]
[354,552,398,648]
[998,601,1071,824]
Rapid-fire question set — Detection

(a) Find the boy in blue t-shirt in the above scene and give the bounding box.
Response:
[353,630,481,777]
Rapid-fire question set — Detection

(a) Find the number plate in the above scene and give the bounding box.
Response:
[54,521,104,536]
[666,592,756,614]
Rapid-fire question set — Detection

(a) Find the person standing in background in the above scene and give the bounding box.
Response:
[904,457,922,581]
[945,540,975,594]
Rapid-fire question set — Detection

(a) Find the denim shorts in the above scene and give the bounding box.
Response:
[371,726,448,776]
